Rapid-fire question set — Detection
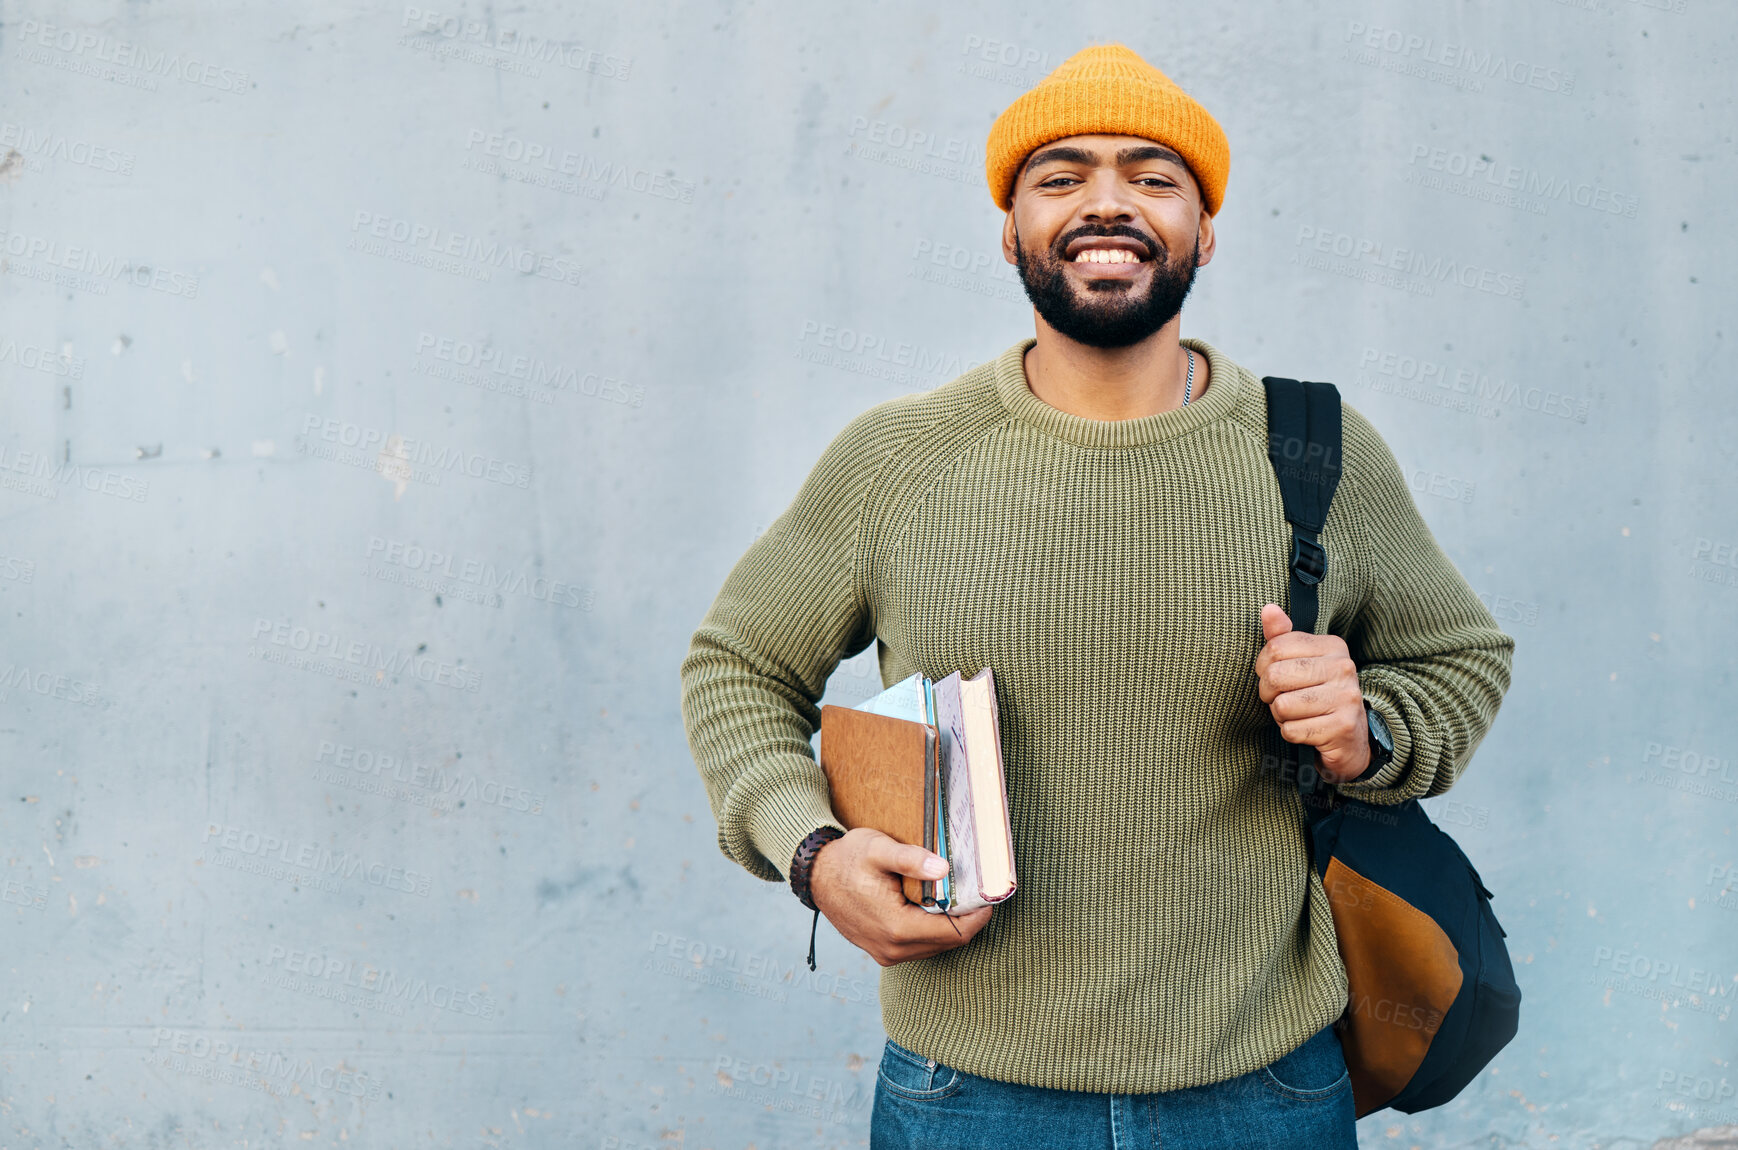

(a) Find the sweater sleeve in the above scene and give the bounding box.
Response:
[679,405,904,882]
[1329,406,1515,805]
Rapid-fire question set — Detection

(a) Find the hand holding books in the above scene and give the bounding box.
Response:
[810,667,1017,965]
[808,828,992,967]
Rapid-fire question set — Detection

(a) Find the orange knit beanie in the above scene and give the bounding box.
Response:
[985,43,1230,216]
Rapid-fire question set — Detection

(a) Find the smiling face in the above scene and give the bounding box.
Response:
[1002,133,1216,349]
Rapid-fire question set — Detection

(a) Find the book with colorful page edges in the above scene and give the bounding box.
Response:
[821,669,1015,915]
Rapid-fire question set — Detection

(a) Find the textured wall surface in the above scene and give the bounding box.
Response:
[0,2,1733,1147]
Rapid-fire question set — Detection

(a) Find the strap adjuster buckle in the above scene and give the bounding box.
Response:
[1290,532,1326,586]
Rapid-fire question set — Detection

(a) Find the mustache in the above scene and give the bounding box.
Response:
[1054,226,1162,262]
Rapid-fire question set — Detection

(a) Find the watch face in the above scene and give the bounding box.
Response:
[1367,707,1394,753]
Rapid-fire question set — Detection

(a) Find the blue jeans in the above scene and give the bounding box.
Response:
[871,1024,1357,1150]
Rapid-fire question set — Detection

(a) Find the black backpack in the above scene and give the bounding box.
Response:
[1262,375,1522,1116]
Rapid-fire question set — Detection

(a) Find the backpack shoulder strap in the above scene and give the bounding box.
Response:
[1262,376,1344,811]
[1261,376,1343,637]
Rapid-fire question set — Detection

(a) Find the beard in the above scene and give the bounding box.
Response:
[1014,224,1200,349]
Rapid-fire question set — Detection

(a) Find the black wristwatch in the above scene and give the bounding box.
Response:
[1355,701,1395,782]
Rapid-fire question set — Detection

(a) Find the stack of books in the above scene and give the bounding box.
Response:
[818,668,1016,915]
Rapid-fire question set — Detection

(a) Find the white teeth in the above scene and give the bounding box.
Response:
[1074,249,1139,264]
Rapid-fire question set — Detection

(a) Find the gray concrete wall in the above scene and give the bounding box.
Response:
[0,1,1731,1146]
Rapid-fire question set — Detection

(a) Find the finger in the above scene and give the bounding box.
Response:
[886,908,995,956]
[1252,636,1296,685]
[950,906,994,939]
[895,905,993,942]
[1260,603,1292,643]
[1256,667,1279,705]
[865,836,950,881]
[1261,633,1340,664]
[1279,711,1357,749]
[1278,716,1327,747]
[1257,653,1302,701]
[1269,686,1338,722]
[1253,640,1306,688]
[1271,648,1361,694]
[1263,655,1341,694]
[1257,653,1327,703]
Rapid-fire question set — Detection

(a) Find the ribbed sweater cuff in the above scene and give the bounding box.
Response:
[744,771,847,883]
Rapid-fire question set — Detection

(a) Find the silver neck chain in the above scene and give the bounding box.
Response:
[1182,348,1196,407]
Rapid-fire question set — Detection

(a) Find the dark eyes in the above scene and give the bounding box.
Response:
[1037,175,1176,189]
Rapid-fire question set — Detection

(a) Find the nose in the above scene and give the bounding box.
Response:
[1077,170,1139,225]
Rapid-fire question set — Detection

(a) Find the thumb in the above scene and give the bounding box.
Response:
[1261,603,1293,643]
[869,836,950,880]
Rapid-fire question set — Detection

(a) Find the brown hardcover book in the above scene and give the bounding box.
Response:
[818,704,938,906]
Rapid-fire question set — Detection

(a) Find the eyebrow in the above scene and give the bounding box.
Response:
[1023,144,1186,176]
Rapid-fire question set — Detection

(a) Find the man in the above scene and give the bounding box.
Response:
[680,43,1513,1149]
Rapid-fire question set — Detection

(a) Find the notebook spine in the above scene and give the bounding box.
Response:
[920,725,937,906]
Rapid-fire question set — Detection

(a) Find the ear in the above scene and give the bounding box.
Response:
[1195,210,1216,269]
[1002,208,1020,266]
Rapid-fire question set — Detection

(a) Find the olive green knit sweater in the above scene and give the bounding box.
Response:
[679,336,1513,1094]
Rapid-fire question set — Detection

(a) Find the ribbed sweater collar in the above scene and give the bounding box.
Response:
[992,336,1245,450]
